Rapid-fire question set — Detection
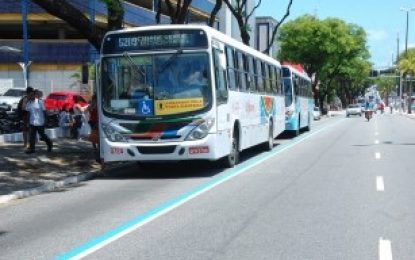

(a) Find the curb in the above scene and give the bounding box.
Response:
[0,171,99,204]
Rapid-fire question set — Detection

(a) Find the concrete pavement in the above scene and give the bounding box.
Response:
[0,137,100,204]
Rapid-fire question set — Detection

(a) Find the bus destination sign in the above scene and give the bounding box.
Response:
[103,30,208,54]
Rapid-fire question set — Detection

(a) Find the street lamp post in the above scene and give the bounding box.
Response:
[17,61,32,89]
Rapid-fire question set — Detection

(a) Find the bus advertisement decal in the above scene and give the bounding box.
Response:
[155,98,204,116]
[260,96,275,117]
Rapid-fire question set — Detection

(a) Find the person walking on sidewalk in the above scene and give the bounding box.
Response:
[25,89,53,154]
[17,86,34,148]
[71,96,88,140]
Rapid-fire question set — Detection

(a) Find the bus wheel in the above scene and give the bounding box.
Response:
[262,120,274,151]
[221,130,239,168]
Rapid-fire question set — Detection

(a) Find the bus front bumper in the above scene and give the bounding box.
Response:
[101,132,230,163]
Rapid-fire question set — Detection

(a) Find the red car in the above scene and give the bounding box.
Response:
[44,91,88,112]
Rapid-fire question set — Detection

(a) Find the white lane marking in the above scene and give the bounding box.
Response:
[375,140,379,144]
[379,237,393,260]
[376,176,385,191]
[375,152,381,159]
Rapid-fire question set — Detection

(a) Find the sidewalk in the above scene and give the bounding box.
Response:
[0,137,101,203]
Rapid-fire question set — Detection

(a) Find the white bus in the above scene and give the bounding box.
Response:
[282,65,314,136]
[97,25,285,167]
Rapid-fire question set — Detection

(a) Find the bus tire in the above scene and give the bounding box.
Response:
[262,120,274,151]
[221,127,239,168]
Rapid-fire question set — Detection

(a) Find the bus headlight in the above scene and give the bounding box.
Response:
[102,123,131,142]
[185,118,215,141]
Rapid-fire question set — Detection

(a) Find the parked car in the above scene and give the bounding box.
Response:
[346,104,362,117]
[0,88,26,112]
[44,91,88,112]
[313,107,321,120]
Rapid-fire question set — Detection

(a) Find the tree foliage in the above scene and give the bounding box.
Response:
[156,0,192,24]
[375,75,396,106]
[222,0,262,45]
[278,15,371,107]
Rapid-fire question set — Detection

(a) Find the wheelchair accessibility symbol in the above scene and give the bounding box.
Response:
[137,99,153,116]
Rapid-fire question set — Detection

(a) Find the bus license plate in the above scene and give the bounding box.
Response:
[111,147,124,154]
[189,146,209,154]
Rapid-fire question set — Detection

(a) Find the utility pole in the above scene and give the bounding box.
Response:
[21,0,30,88]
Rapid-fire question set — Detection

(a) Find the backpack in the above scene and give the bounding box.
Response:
[16,95,27,119]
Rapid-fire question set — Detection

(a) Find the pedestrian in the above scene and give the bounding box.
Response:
[25,89,53,154]
[71,95,89,140]
[86,94,98,149]
[59,104,73,138]
[17,86,34,148]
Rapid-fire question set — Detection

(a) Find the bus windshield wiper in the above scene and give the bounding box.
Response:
[123,51,145,78]
[158,49,183,73]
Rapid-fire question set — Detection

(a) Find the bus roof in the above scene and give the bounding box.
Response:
[282,64,311,81]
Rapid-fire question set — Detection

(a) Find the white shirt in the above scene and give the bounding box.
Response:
[26,98,46,126]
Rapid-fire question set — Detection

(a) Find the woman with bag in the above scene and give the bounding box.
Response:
[71,95,89,140]
[58,104,73,138]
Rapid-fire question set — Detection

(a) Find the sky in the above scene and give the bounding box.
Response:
[256,0,415,69]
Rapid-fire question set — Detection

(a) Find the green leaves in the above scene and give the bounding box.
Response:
[278,15,371,105]
[399,51,415,75]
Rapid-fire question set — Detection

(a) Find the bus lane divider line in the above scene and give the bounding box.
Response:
[379,237,393,260]
[376,176,385,191]
[54,118,346,260]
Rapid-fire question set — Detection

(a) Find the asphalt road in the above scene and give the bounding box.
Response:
[1,113,414,260]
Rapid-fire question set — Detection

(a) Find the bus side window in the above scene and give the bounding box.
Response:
[264,63,271,94]
[248,56,256,92]
[276,67,282,95]
[213,48,228,103]
[225,46,237,91]
[237,51,247,92]
[270,66,277,95]
[256,60,264,93]
[294,75,299,96]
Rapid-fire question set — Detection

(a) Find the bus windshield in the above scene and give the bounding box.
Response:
[101,52,211,118]
[283,78,293,106]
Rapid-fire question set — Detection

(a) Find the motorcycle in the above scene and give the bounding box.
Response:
[365,110,373,121]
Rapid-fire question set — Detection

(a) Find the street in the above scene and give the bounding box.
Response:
[1,113,415,260]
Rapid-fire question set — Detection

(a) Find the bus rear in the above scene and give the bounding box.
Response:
[282,65,313,135]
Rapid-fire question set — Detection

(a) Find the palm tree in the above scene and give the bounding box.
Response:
[376,75,396,106]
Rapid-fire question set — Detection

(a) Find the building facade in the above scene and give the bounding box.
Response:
[0,0,272,96]
[0,0,215,94]
[255,16,280,58]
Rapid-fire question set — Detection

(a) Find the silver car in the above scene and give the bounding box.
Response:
[313,107,321,120]
[0,88,26,111]
[346,104,362,117]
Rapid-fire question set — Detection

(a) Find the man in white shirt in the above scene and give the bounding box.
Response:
[25,89,53,154]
